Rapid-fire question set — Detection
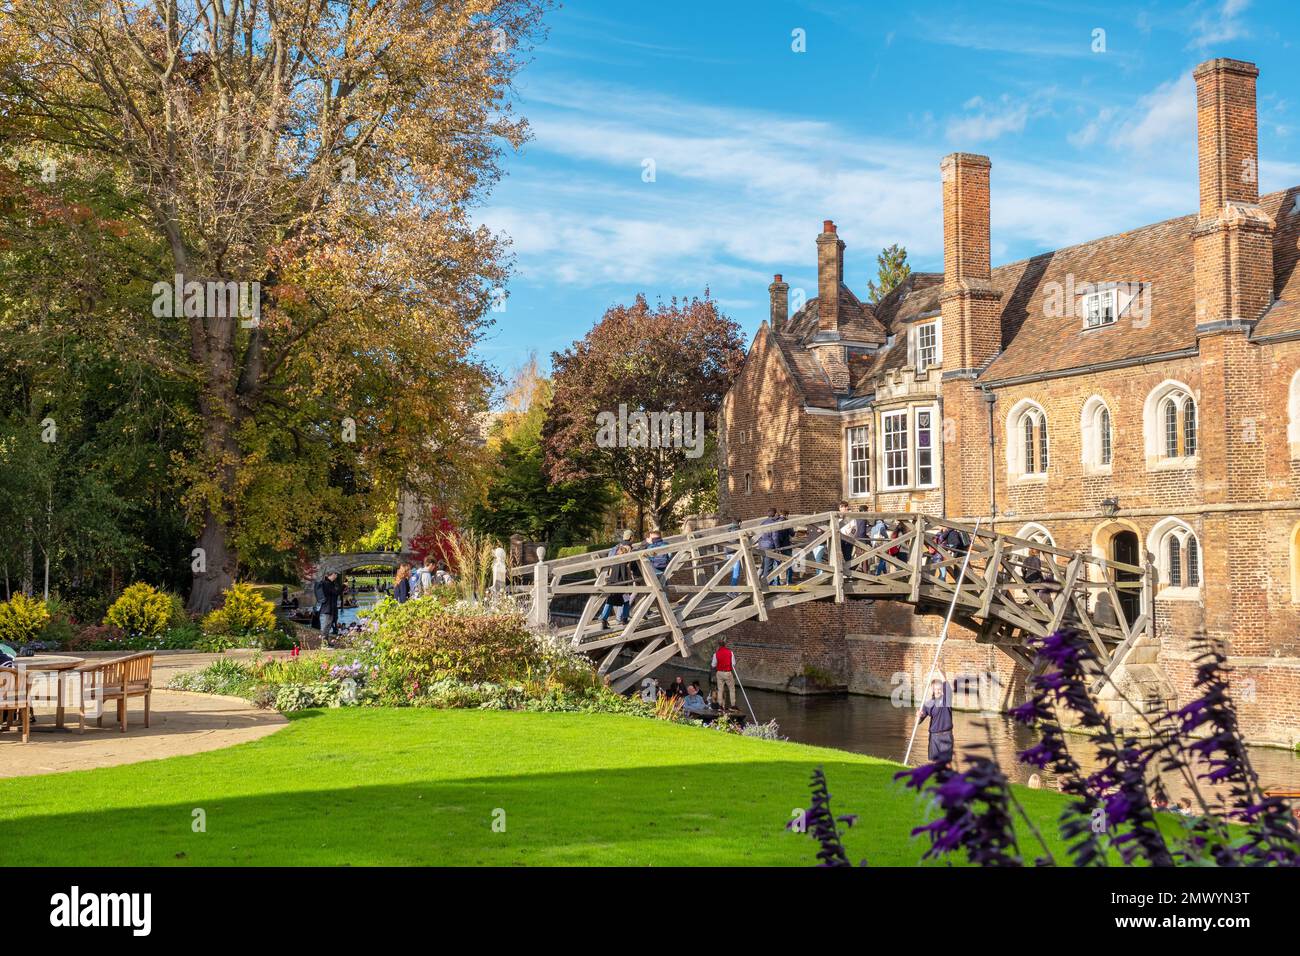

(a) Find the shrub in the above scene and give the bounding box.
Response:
[373,606,545,699]
[741,719,786,741]
[274,683,342,712]
[57,582,111,628]
[169,657,257,697]
[104,583,175,638]
[202,583,278,644]
[0,593,51,647]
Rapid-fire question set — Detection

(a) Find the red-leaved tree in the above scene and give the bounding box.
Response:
[409,506,459,570]
[543,293,745,532]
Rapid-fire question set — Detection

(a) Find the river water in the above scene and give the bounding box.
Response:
[655,665,1300,801]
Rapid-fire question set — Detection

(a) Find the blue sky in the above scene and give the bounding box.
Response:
[475,0,1300,383]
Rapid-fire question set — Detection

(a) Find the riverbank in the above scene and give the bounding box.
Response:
[0,709,1081,866]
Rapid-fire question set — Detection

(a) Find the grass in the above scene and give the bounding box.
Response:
[0,709,1081,866]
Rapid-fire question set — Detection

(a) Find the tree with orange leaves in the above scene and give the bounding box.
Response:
[0,0,552,610]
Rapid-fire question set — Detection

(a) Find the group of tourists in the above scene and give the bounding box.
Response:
[391,558,456,603]
[734,505,974,586]
[596,529,671,627]
[636,639,741,718]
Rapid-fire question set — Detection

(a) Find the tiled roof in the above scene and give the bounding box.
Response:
[983,187,1300,382]
[767,186,1300,404]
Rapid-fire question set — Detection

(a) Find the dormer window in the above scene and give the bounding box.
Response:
[914,320,940,371]
[1083,289,1118,328]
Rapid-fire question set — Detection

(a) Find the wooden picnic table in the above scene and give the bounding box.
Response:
[17,655,85,730]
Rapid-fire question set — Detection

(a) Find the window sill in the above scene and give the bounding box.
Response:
[1010,473,1049,485]
[1084,464,1113,477]
[1148,456,1198,471]
[1156,586,1201,602]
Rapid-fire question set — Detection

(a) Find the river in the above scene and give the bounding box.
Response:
[655,665,1300,802]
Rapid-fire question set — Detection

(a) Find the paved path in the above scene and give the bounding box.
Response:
[0,650,290,778]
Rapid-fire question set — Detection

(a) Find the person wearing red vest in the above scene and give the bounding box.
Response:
[711,638,736,710]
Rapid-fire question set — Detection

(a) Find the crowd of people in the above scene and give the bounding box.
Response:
[636,639,743,719]
[390,558,456,604]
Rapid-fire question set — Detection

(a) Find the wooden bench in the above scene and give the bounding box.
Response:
[0,665,31,743]
[75,652,154,733]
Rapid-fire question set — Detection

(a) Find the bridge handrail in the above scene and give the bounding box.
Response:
[509,511,1148,581]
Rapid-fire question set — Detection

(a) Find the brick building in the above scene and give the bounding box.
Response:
[717,58,1300,747]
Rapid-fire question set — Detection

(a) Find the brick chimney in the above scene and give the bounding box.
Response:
[939,153,1002,375]
[768,274,789,331]
[1192,58,1274,331]
[816,220,844,333]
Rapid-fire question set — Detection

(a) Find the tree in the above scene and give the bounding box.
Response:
[543,294,744,533]
[468,357,613,547]
[867,244,911,304]
[1,0,550,610]
[409,505,458,568]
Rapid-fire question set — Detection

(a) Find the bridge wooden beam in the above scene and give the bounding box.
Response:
[737,532,768,622]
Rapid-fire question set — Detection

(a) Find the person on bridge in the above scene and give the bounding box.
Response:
[869,517,889,574]
[838,501,856,566]
[645,531,670,579]
[598,544,634,627]
[712,638,737,711]
[757,509,781,584]
[774,510,794,584]
[916,677,954,765]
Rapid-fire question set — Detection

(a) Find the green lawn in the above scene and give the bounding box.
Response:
[0,710,1077,866]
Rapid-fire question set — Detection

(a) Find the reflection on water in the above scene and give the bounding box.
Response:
[337,591,382,626]
[655,665,1300,802]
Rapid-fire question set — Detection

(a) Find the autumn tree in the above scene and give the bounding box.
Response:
[468,353,613,546]
[0,0,550,610]
[543,294,744,533]
[867,243,911,303]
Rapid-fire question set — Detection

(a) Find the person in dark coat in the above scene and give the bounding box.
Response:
[598,544,634,627]
[318,571,343,642]
[916,678,955,764]
[776,509,794,583]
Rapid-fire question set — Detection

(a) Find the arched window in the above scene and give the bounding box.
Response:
[1008,400,1049,477]
[1099,407,1112,465]
[1163,398,1178,458]
[1166,536,1181,587]
[1015,523,1056,548]
[1148,518,1202,594]
[1081,396,1113,471]
[1144,381,1199,465]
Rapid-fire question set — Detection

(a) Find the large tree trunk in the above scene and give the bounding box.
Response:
[188,504,237,613]
[184,272,245,614]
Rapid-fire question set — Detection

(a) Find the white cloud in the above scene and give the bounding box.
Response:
[1068,73,1196,155]
[1188,0,1251,49]
[481,77,1207,295]
[946,96,1032,144]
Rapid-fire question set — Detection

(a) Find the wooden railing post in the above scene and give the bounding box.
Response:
[829,512,845,602]
[909,515,925,602]
[529,546,549,629]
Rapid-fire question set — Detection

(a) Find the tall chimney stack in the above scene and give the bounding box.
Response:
[1193,58,1274,330]
[816,220,844,333]
[939,153,1003,375]
[768,274,789,331]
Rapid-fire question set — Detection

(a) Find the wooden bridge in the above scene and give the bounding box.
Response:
[508,512,1156,694]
